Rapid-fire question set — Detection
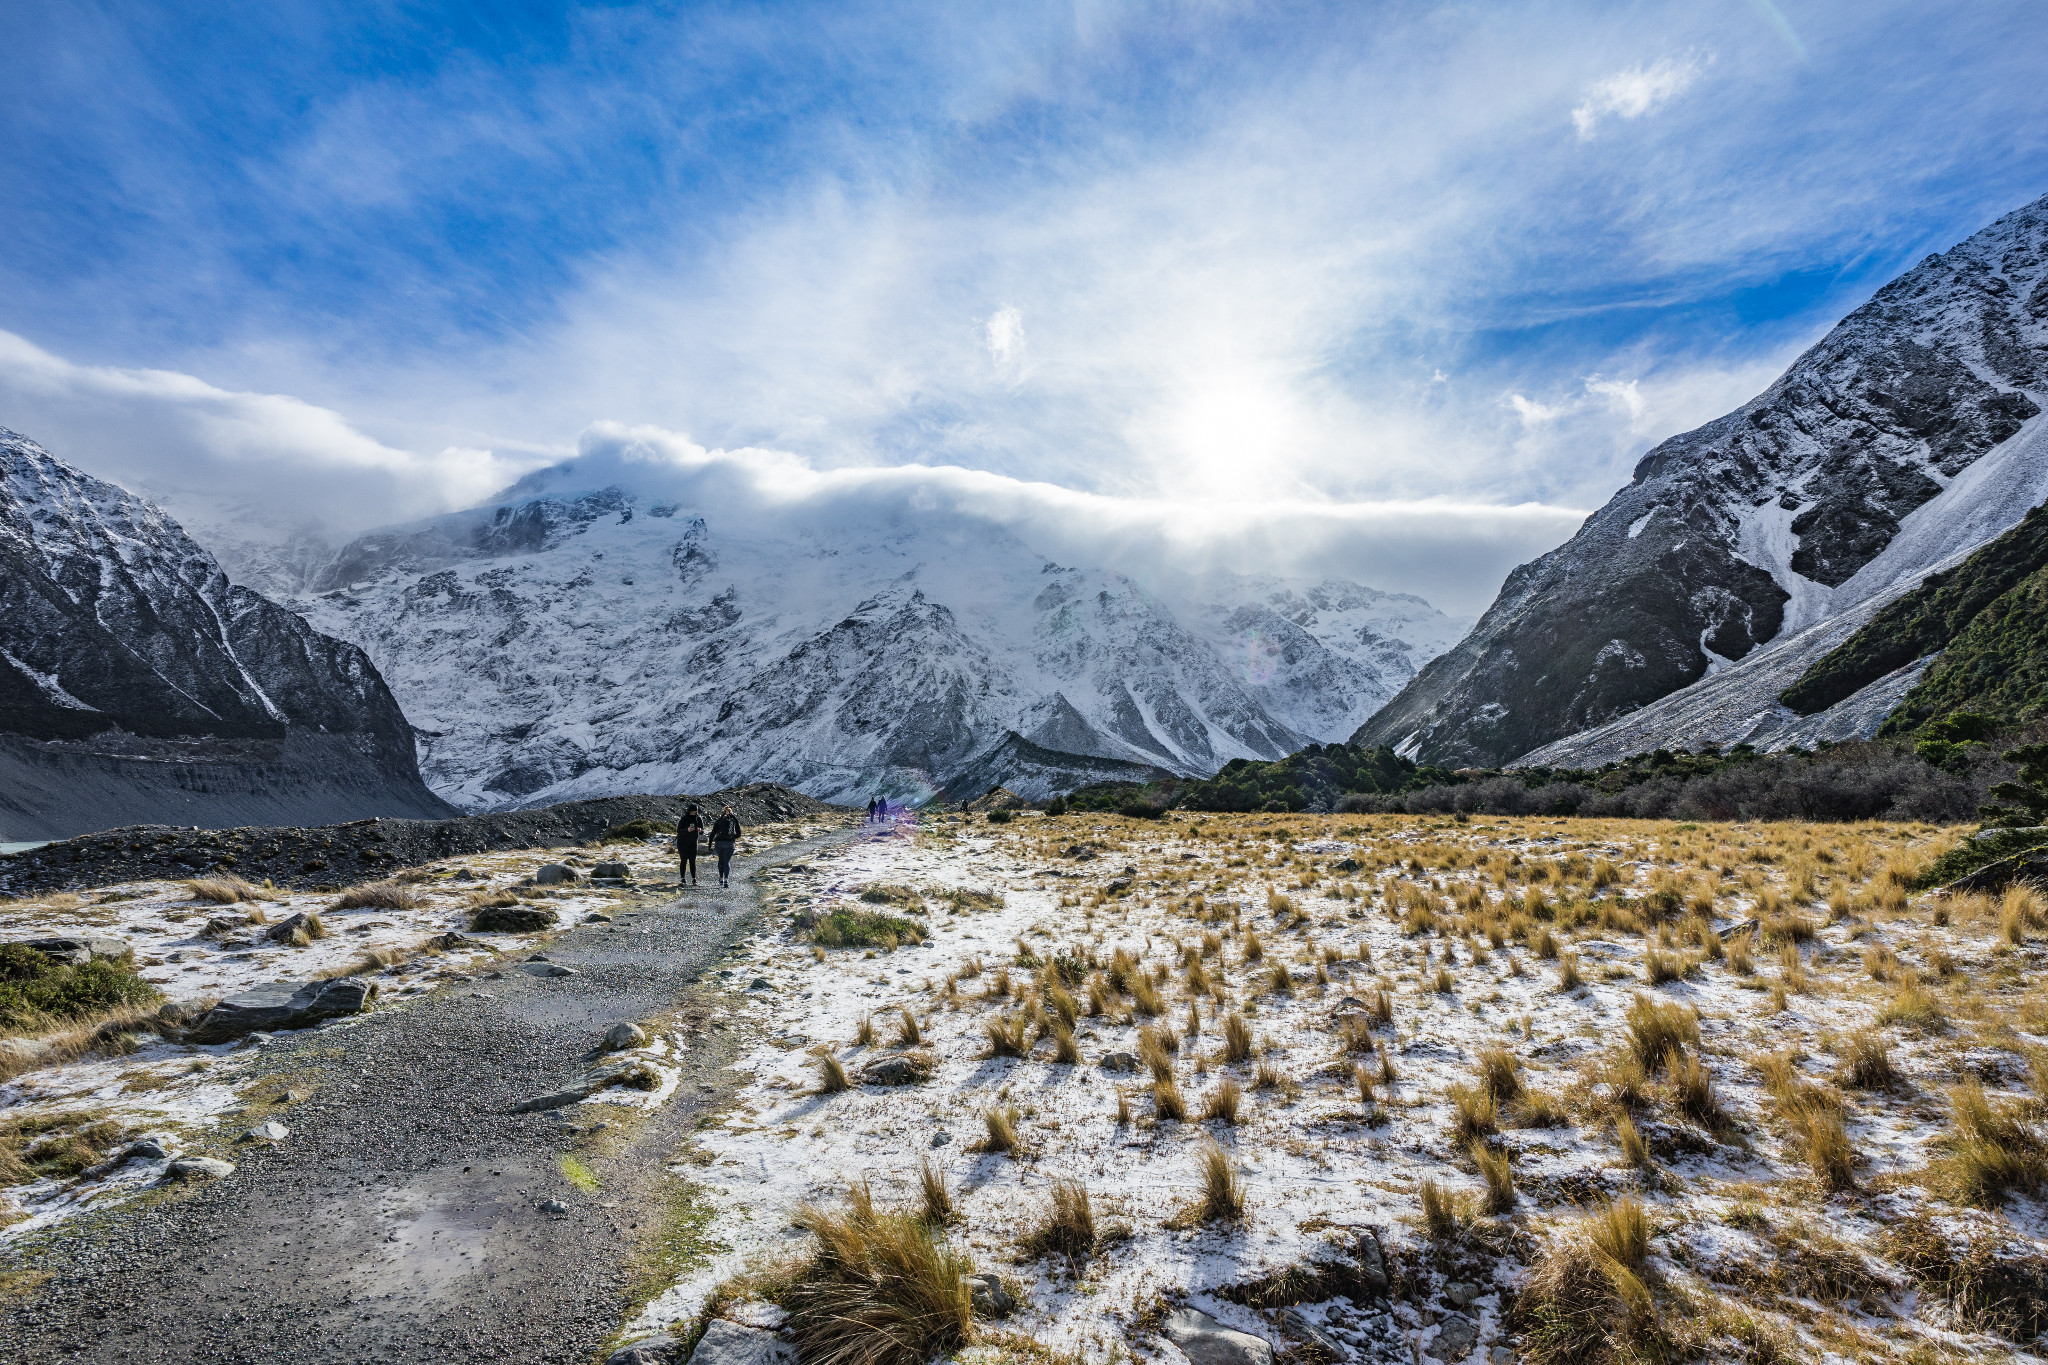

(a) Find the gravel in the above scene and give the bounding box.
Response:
[0,829,854,1364]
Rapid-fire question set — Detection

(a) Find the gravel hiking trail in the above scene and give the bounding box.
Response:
[0,828,859,1364]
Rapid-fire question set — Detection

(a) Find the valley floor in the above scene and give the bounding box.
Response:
[646,809,2048,1365]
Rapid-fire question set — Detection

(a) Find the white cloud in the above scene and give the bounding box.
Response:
[984,305,1026,367]
[1572,56,1704,138]
[1584,375,1649,425]
[1509,393,1566,425]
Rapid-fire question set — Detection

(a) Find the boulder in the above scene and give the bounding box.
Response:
[1444,1281,1479,1308]
[535,863,578,885]
[1277,1308,1348,1359]
[265,912,326,946]
[860,1052,935,1086]
[244,1120,290,1142]
[1100,1052,1141,1074]
[162,1156,235,1182]
[510,1058,662,1113]
[592,861,633,880]
[603,1022,650,1051]
[429,931,481,950]
[1161,1307,1274,1365]
[14,935,131,965]
[182,978,378,1043]
[1428,1313,1479,1360]
[686,1320,795,1365]
[605,1337,683,1365]
[964,1271,1015,1317]
[471,904,559,933]
[122,1138,170,1162]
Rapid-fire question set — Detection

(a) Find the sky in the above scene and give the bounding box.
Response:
[1,0,2045,614]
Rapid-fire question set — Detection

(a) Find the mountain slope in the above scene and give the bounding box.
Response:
[1355,192,2048,767]
[291,458,1463,810]
[0,429,453,840]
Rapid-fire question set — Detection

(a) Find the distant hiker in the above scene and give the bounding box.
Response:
[711,804,742,887]
[677,803,704,886]
[866,796,878,823]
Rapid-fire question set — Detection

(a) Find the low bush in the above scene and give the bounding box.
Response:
[600,818,674,842]
[810,908,928,949]
[782,1182,974,1365]
[0,944,161,1034]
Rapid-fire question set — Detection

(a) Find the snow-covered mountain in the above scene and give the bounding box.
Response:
[287,454,1465,810]
[0,429,453,840]
[1356,191,2048,768]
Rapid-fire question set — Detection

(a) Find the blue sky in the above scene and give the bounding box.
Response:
[2,0,2045,610]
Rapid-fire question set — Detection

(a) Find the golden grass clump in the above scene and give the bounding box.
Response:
[1153,1075,1189,1123]
[1838,1031,1897,1090]
[331,880,426,911]
[1934,1080,2046,1208]
[1185,1141,1246,1225]
[184,875,267,904]
[1021,1177,1098,1267]
[1624,994,1697,1072]
[1221,1010,1253,1063]
[784,1182,973,1365]
[1473,1142,1515,1214]
[918,1158,956,1226]
[1201,1077,1242,1124]
[816,1054,851,1094]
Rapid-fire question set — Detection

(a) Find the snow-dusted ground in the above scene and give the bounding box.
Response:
[640,811,2048,1363]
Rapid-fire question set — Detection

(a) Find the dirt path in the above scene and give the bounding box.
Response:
[0,829,856,1364]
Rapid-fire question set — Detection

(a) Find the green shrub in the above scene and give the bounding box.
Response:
[0,944,161,1033]
[809,908,929,949]
[601,818,675,842]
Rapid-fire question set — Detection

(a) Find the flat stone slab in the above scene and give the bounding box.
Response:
[182,978,377,1044]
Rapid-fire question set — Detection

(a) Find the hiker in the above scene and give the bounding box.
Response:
[710,804,742,887]
[866,796,878,823]
[677,803,704,886]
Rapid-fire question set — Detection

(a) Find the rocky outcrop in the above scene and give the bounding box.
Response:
[181,978,377,1043]
[1357,193,2048,767]
[0,429,454,839]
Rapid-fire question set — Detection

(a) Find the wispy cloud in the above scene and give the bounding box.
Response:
[1572,56,1706,139]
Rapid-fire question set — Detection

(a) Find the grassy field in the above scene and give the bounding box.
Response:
[655,809,2048,1365]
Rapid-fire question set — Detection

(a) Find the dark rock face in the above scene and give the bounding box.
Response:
[0,430,453,838]
[1357,194,2048,767]
[182,978,378,1043]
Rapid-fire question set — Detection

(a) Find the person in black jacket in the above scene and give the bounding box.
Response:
[710,805,742,887]
[677,804,704,886]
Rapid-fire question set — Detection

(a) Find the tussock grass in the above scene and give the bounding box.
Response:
[1152,1075,1188,1122]
[1624,994,1697,1072]
[1020,1177,1097,1267]
[784,1182,973,1365]
[184,875,269,904]
[812,907,927,949]
[1472,1142,1515,1214]
[978,1105,1022,1155]
[1201,1077,1241,1124]
[1839,1031,1897,1089]
[1934,1081,2046,1207]
[1514,1200,1660,1365]
[1221,1010,1252,1063]
[1182,1142,1245,1225]
[1419,1178,1468,1241]
[982,1014,1030,1058]
[918,1158,956,1227]
[331,880,425,911]
[817,1054,850,1094]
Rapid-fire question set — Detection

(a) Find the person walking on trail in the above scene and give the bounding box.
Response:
[677,803,704,886]
[710,804,742,888]
[866,796,877,823]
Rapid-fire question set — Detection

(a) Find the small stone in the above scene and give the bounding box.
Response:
[538,1197,571,1216]
[520,962,578,978]
[1162,1307,1274,1365]
[1428,1313,1479,1360]
[245,1120,290,1142]
[473,903,559,933]
[1099,1051,1141,1073]
[122,1138,170,1162]
[586,912,614,923]
[162,1156,235,1182]
[964,1271,1015,1318]
[452,868,477,882]
[748,976,772,990]
[1491,1350,1514,1365]
[683,1320,795,1365]
[604,1336,683,1365]
[1444,1281,1479,1308]
[859,1052,935,1086]
[591,861,633,880]
[534,863,577,885]
[930,1130,951,1148]
[603,1022,650,1051]
[265,911,326,946]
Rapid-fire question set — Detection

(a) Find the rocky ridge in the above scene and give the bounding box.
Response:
[1357,192,2048,767]
[0,430,453,839]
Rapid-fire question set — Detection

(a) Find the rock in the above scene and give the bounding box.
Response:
[964,1271,1015,1318]
[452,868,477,882]
[428,931,480,950]
[510,1058,662,1113]
[123,1138,170,1161]
[1161,1307,1275,1365]
[0,1038,53,1064]
[471,904,559,933]
[1444,1281,1479,1308]
[1105,877,1133,894]
[265,911,326,946]
[1491,1350,1514,1365]
[245,1120,290,1142]
[1428,1313,1478,1360]
[685,1320,796,1365]
[1100,1051,1141,1073]
[1278,1308,1347,1358]
[748,976,772,990]
[605,1336,683,1365]
[591,861,633,880]
[535,863,578,885]
[586,912,614,922]
[162,1156,235,1182]
[930,1129,951,1148]
[519,962,578,978]
[859,1052,935,1086]
[1334,857,1361,872]
[183,978,377,1043]
[14,935,130,965]
[538,1197,571,1216]
[603,1021,649,1051]
[1224,1230,1388,1307]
